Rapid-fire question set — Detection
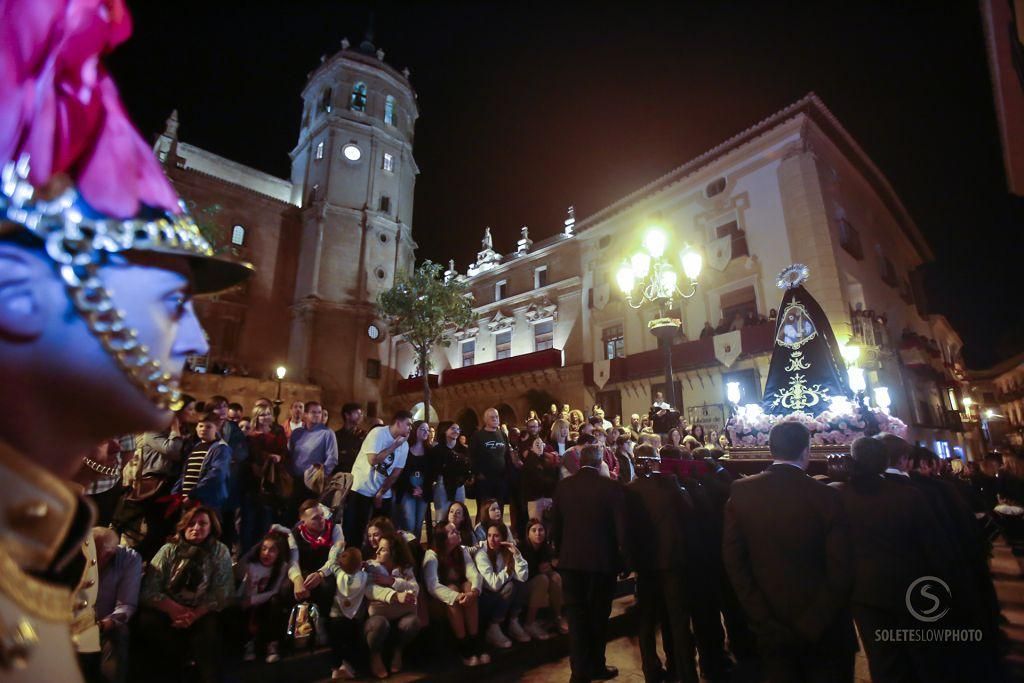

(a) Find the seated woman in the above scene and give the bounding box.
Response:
[422,522,488,667]
[237,531,290,664]
[475,523,530,648]
[365,534,422,677]
[473,498,515,545]
[520,519,567,638]
[444,501,476,549]
[282,499,345,636]
[138,506,233,683]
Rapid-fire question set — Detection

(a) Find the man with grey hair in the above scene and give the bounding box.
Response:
[469,407,509,512]
[551,444,626,682]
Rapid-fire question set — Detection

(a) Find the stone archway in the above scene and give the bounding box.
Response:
[456,407,479,438]
[496,403,517,428]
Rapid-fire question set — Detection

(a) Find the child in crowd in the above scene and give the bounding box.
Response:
[238,531,290,663]
[327,547,370,680]
[172,412,232,510]
[473,498,516,545]
[519,519,567,638]
[475,523,530,648]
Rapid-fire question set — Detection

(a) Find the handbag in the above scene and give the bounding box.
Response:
[286,601,320,650]
[125,473,167,503]
[259,459,294,503]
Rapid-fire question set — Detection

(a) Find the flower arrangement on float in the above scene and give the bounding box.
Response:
[726,398,908,447]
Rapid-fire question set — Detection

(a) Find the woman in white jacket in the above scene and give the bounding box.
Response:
[365,534,422,677]
[475,523,530,649]
[422,521,489,666]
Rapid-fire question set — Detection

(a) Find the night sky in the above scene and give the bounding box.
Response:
[110,1,1023,369]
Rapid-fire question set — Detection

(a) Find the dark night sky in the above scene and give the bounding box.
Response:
[110,1,1023,368]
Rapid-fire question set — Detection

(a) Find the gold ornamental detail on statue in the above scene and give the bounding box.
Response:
[785,350,811,372]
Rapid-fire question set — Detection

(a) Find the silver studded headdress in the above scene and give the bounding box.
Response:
[0,0,251,411]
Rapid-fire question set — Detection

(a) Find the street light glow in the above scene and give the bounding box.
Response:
[726,381,741,404]
[658,268,677,295]
[643,228,668,258]
[630,252,651,278]
[616,263,635,294]
[276,365,287,380]
[839,343,861,365]
[848,367,866,392]
[681,248,702,281]
[873,386,891,412]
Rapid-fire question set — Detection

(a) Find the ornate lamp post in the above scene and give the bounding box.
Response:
[273,365,287,420]
[616,227,703,410]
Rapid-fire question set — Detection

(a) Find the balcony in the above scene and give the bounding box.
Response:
[395,374,439,395]
[583,322,775,386]
[442,348,562,387]
[850,308,890,349]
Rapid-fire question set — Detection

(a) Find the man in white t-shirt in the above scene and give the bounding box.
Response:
[343,410,413,544]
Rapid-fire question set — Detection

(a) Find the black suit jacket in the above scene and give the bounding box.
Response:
[551,467,626,573]
[625,473,693,571]
[839,475,956,612]
[723,464,855,651]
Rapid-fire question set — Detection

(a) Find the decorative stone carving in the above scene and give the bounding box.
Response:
[341,37,350,49]
[467,226,502,277]
[563,205,576,238]
[452,323,479,341]
[444,259,458,283]
[524,298,558,323]
[516,226,532,256]
[486,310,514,332]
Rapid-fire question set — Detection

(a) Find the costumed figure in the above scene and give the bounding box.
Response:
[0,1,250,680]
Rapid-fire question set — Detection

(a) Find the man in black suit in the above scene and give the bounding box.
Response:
[723,422,856,683]
[625,444,699,683]
[839,437,957,682]
[551,444,627,683]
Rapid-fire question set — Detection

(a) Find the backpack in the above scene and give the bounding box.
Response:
[320,471,354,522]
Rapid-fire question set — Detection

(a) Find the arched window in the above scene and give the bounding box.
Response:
[350,82,367,112]
[384,95,395,126]
[231,225,245,246]
[319,88,332,114]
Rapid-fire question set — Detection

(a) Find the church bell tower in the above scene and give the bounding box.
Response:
[288,33,418,411]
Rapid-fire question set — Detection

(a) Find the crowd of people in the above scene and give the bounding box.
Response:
[74,393,1022,683]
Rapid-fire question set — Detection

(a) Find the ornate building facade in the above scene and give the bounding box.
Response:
[157,37,416,415]
[387,94,976,458]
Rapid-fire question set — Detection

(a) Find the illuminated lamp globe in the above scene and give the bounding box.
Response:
[276,366,287,381]
[840,343,861,365]
[873,386,892,412]
[630,252,651,278]
[984,408,995,419]
[726,381,741,405]
[962,397,973,408]
[681,247,703,281]
[616,264,635,294]
[848,367,867,393]
[658,268,678,295]
[643,228,668,258]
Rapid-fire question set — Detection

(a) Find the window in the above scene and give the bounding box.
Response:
[715,220,748,258]
[602,324,624,360]
[495,280,507,301]
[495,330,512,359]
[379,195,391,213]
[307,183,320,205]
[534,266,548,289]
[876,247,898,287]
[720,285,758,325]
[534,320,554,351]
[319,88,332,113]
[230,225,245,246]
[946,388,959,411]
[349,82,367,112]
[838,218,863,260]
[382,152,394,173]
[384,95,395,126]
[461,339,476,367]
[315,141,324,160]
[705,177,727,198]
[366,358,381,379]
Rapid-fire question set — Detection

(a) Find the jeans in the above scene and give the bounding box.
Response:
[479,581,526,625]
[432,478,465,519]
[365,612,421,653]
[398,494,429,542]
[343,492,393,550]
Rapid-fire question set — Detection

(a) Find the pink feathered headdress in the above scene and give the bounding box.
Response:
[0,0,180,217]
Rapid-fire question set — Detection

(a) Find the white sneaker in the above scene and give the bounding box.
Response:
[462,654,479,667]
[477,652,491,665]
[332,661,357,679]
[507,618,531,643]
[265,641,280,664]
[526,621,552,641]
[485,622,512,649]
[242,641,256,662]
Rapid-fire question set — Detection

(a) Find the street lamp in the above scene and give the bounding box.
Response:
[616,227,703,410]
[273,365,287,420]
